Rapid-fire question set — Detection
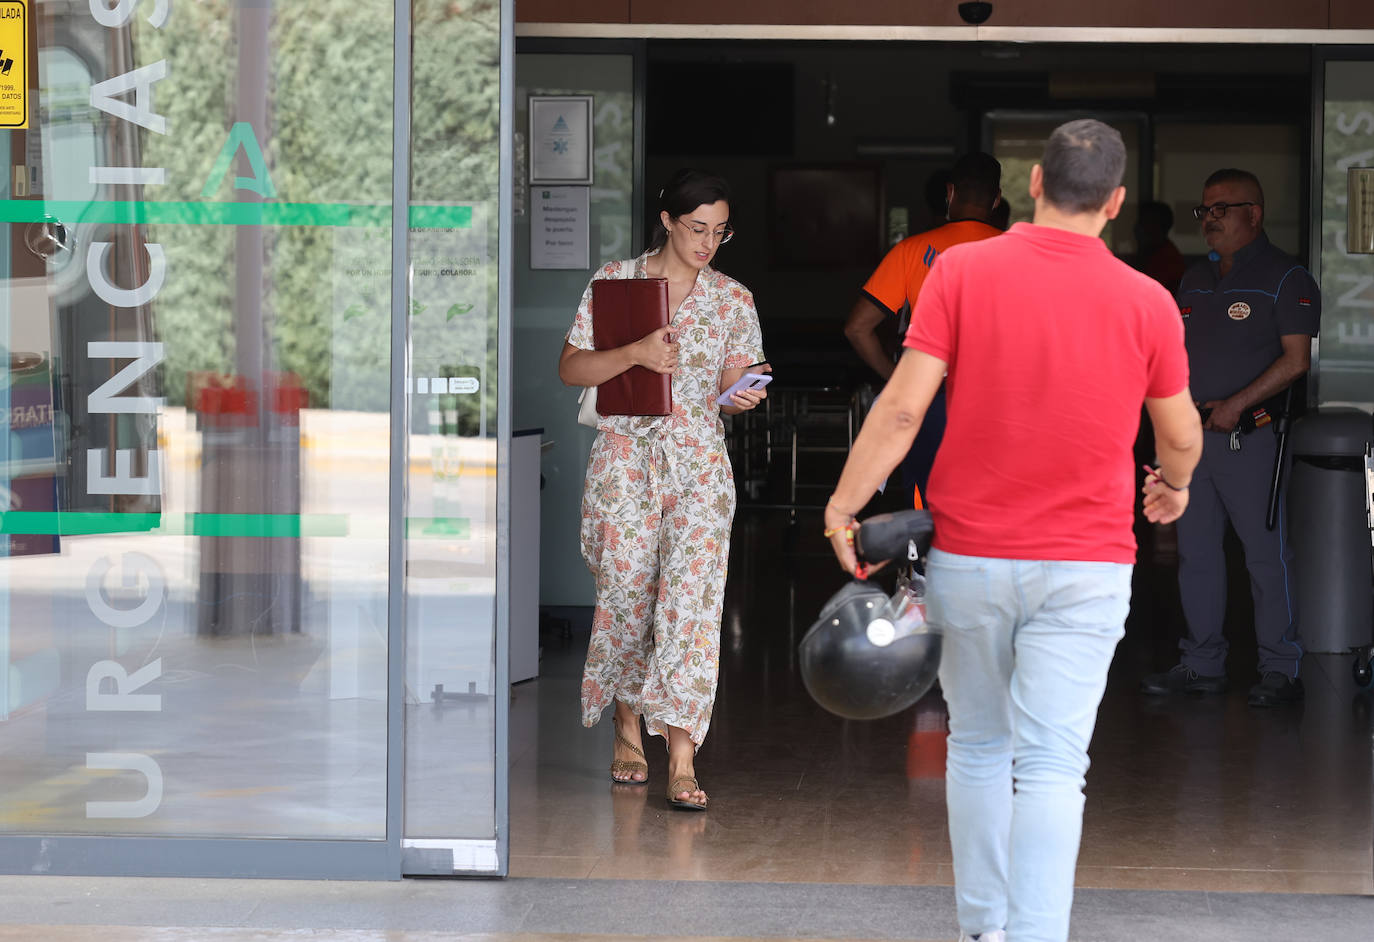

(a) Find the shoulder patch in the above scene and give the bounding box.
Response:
[1298,296,1311,306]
[1179,306,1191,318]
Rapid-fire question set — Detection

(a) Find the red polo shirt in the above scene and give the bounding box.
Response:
[905,222,1189,563]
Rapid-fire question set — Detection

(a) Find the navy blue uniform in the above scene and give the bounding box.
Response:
[1175,232,1320,678]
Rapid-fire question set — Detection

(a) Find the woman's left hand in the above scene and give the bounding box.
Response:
[724,384,767,412]
[719,362,770,415]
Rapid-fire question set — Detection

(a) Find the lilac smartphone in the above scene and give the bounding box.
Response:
[716,372,772,406]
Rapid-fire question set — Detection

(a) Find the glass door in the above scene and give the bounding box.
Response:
[983,110,1146,256]
[0,0,512,878]
[1315,55,1374,409]
[401,0,510,876]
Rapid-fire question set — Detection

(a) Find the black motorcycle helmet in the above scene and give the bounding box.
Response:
[800,510,942,720]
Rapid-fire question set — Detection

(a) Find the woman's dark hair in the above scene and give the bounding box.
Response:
[645,168,732,253]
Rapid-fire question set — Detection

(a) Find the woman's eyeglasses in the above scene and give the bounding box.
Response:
[675,219,734,244]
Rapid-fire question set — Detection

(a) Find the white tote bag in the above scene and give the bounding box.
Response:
[576,263,638,429]
[576,385,598,428]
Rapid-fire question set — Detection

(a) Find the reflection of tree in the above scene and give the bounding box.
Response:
[412,0,501,431]
[126,0,502,410]
[129,3,234,406]
[413,0,501,205]
[1322,98,1374,402]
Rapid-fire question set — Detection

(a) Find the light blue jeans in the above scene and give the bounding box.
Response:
[926,549,1131,942]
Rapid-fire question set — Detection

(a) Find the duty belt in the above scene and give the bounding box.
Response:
[1198,395,1284,452]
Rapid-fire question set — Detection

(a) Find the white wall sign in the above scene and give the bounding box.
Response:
[530,186,590,270]
[528,95,593,185]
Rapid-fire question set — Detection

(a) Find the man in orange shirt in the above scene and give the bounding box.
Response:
[843,152,1004,504]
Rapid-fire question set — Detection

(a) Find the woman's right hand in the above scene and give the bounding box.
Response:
[632,326,678,374]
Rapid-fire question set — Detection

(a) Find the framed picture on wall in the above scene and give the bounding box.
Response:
[528,95,594,185]
[768,163,884,269]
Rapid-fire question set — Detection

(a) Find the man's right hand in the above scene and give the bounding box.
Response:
[1142,465,1190,524]
[634,326,678,374]
[1199,397,1242,432]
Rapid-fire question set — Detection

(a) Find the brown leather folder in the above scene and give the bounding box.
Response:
[591,277,672,416]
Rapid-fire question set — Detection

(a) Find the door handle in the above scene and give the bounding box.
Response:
[24,216,71,261]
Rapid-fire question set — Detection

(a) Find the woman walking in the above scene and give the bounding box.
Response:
[558,169,768,810]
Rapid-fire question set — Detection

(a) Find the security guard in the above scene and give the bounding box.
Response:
[1141,168,1320,707]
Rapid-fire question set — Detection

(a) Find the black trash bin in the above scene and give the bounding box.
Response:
[1287,407,1374,654]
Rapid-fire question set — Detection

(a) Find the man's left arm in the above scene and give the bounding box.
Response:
[825,348,946,574]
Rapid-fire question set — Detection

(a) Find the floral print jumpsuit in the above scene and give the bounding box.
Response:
[568,251,765,748]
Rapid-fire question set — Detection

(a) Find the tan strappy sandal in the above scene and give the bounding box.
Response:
[666,776,707,811]
[609,722,648,785]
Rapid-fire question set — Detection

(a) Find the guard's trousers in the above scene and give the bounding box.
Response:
[1175,428,1301,677]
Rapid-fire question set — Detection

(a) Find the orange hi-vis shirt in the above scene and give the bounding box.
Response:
[861,219,1003,318]
[861,219,1001,509]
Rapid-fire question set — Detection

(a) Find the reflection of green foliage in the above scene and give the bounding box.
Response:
[1322,100,1374,365]
[411,0,500,430]
[128,0,501,412]
[412,0,501,206]
[131,2,235,402]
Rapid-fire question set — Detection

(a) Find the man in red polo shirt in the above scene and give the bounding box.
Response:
[843,152,1004,505]
[825,120,1202,942]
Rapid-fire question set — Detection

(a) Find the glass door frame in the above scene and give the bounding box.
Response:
[399,0,516,879]
[1310,41,1374,882]
[980,108,1152,252]
[0,0,513,881]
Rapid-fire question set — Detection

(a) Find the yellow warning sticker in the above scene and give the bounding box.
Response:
[0,1,24,129]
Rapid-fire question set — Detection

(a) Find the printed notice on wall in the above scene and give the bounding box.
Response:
[528,95,592,184]
[530,186,589,270]
[0,1,24,129]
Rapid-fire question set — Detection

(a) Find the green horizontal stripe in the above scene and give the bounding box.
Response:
[1,512,473,540]
[405,517,471,539]
[0,200,472,229]
[408,205,475,229]
[0,512,349,537]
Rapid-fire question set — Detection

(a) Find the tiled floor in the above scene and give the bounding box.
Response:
[1,873,1371,941]
[511,507,1374,896]
[0,938,719,942]
[1,502,1370,941]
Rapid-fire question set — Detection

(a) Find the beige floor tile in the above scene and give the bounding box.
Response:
[0,931,923,942]
[512,527,1374,898]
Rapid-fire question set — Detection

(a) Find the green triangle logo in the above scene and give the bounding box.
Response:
[201,122,277,199]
